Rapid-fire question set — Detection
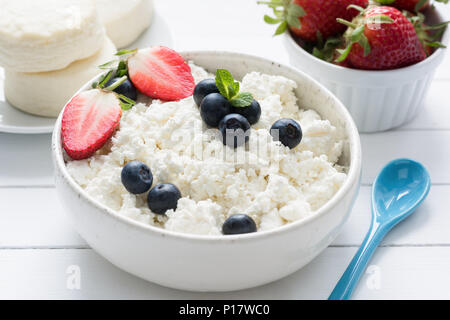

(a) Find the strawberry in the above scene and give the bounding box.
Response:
[405,11,449,56]
[62,89,122,160]
[336,6,427,70]
[376,0,448,12]
[127,46,195,101]
[259,0,369,42]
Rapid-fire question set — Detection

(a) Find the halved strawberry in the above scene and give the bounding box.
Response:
[127,46,195,101]
[62,89,122,160]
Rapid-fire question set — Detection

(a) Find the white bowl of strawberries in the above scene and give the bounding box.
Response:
[260,0,449,132]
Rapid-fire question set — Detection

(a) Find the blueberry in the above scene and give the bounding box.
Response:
[222,214,257,235]
[270,118,303,149]
[200,93,232,127]
[193,79,220,107]
[147,183,182,215]
[231,99,261,125]
[218,114,251,148]
[121,161,153,194]
[106,77,138,101]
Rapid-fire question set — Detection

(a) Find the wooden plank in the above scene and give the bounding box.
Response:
[433,2,450,81]
[0,133,53,187]
[0,188,86,248]
[334,185,450,246]
[360,131,450,185]
[1,247,449,299]
[400,80,450,130]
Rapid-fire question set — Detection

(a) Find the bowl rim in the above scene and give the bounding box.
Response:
[283,6,450,76]
[52,50,362,243]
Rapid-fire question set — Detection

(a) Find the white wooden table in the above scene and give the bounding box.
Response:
[1,0,450,300]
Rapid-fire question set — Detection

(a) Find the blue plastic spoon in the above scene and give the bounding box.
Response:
[329,158,431,300]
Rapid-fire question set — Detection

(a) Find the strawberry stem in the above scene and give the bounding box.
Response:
[346,4,365,13]
[98,70,114,89]
[258,0,305,36]
[104,75,128,91]
[336,18,357,29]
[115,49,138,56]
[335,44,353,62]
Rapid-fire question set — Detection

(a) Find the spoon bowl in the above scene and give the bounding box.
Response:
[373,159,431,224]
[329,158,431,300]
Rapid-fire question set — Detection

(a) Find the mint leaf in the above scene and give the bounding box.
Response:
[215,69,234,99]
[228,81,240,98]
[215,68,254,107]
[230,92,253,108]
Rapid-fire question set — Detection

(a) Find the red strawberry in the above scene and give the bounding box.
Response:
[336,6,427,70]
[62,89,122,160]
[376,0,430,12]
[259,0,369,42]
[128,46,195,101]
[405,10,449,56]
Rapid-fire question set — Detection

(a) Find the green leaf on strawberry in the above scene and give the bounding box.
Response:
[335,7,394,62]
[311,32,343,62]
[257,0,305,36]
[115,49,138,56]
[404,11,449,55]
[377,0,448,13]
[92,49,138,110]
[215,69,254,108]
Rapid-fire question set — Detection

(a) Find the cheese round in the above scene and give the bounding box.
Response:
[0,0,105,72]
[96,0,154,48]
[5,37,116,118]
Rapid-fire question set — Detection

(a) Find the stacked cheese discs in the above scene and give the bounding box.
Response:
[0,0,117,117]
[96,0,154,48]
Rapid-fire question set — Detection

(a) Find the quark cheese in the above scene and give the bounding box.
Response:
[96,0,153,48]
[0,0,105,72]
[67,64,347,235]
[5,37,116,117]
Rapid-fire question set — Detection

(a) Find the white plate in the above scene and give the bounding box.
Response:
[0,11,174,134]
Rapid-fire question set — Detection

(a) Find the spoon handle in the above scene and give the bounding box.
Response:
[328,221,389,300]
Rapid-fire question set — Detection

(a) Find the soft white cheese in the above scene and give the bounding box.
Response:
[5,37,116,117]
[67,64,347,235]
[0,0,105,72]
[96,0,154,48]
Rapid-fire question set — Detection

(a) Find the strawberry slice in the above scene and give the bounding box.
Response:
[62,89,122,160]
[127,46,195,101]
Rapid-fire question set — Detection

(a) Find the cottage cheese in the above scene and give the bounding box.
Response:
[67,64,347,236]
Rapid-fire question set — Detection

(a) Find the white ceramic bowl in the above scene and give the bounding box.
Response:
[52,51,362,292]
[283,7,449,133]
